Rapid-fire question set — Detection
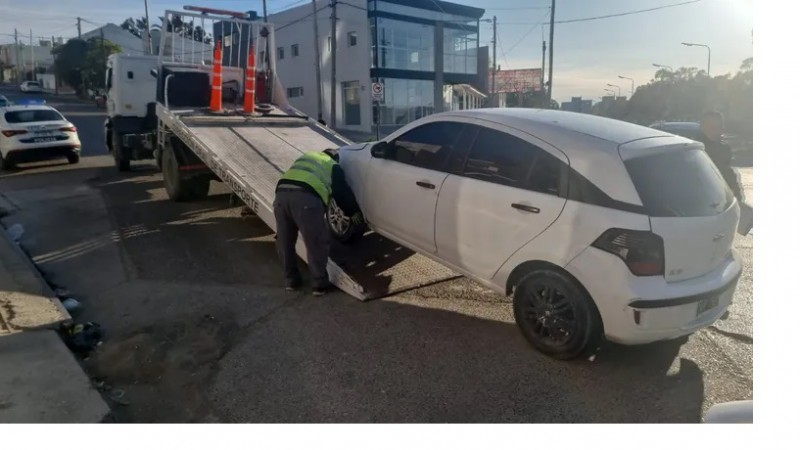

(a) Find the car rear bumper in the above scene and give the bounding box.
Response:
[4,145,81,163]
[565,246,742,345]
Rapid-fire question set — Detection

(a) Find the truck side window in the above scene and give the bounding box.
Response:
[106,68,113,89]
[127,71,134,80]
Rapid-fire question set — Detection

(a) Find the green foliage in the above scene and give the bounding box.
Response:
[52,37,122,95]
[612,58,753,138]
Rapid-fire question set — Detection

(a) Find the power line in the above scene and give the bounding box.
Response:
[504,8,551,55]
[555,0,702,24]
[274,5,330,31]
[496,33,510,70]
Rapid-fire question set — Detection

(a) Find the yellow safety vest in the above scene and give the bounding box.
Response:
[279,151,336,204]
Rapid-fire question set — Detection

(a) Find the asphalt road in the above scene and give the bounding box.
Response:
[0,87,754,423]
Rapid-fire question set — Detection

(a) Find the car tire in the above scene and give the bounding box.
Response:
[112,132,131,172]
[512,267,603,360]
[0,155,15,171]
[67,153,80,165]
[327,198,366,243]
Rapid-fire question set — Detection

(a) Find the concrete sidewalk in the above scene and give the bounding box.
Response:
[0,216,109,422]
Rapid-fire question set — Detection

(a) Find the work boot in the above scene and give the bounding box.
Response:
[285,279,302,292]
[311,282,333,297]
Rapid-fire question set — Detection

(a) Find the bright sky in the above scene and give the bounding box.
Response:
[0,0,753,103]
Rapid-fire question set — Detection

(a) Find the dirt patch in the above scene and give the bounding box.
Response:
[86,309,238,422]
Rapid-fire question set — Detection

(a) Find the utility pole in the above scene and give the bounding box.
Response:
[29,29,34,81]
[52,35,59,95]
[262,0,268,18]
[14,29,20,83]
[546,1,555,107]
[312,0,324,121]
[144,0,153,54]
[329,0,337,128]
[77,17,82,39]
[491,15,497,107]
[541,39,546,107]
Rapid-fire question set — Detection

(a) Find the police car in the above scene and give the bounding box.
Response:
[0,100,81,170]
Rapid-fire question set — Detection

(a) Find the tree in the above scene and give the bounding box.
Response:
[52,37,121,96]
[162,15,212,44]
[120,17,149,38]
[52,39,88,95]
[83,38,122,90]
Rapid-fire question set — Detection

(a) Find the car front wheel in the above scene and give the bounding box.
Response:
[327,198,366,243]
[512,268,603,360]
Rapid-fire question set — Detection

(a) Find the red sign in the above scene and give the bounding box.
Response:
[492,69,542,93]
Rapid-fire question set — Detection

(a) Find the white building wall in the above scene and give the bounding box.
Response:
[270,0,372,132]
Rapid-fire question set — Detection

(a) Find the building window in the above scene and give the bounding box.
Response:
[291,44,299,57]
[377,78,434,126]
[443,28,478,74]
[373,18,434,72]
[327,36,332,52]
[348,31,357,47]
[278,47,284,60]
[287,87,304,98]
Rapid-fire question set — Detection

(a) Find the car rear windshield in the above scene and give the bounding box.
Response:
[624,148,733,217]
[4,109,64,123]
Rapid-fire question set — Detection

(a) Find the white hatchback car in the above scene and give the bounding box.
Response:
[329,108,742,359]
[0,104,81,170]
[19,81,43,93]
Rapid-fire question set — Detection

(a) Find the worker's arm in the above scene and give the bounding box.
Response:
[331,165,360,216]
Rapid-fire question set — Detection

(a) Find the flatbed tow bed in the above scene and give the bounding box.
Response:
[157,104,460,300]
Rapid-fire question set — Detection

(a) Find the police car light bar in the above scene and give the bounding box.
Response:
[13,98,47,106]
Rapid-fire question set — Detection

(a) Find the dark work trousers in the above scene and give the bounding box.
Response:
[273,187,330,288]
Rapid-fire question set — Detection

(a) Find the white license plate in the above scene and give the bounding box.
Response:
[32,137,58,143]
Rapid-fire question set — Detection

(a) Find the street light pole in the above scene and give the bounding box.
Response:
[682,42,711,77]
[652,63,674,72]
[618,75,634,96]
[604,88,616,99]
[607,83,621,97]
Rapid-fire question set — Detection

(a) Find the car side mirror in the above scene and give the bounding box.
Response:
[150,68,158,78]
[371,141,390,158]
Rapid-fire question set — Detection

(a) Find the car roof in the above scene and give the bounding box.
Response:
[1,105,60,114]
[440,108,677,150]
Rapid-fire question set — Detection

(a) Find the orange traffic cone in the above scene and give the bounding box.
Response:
[210,40,223,113]
[243,44,256,115]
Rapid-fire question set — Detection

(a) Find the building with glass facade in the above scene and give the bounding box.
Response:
[269,0,486,134]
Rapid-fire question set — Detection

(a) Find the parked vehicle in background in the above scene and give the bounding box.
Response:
[332,109,743,359]
[19,81,43,93]
[0,102,81,170]
[103,54,159,171]
[0,95,10,107]
[649,121,751,166]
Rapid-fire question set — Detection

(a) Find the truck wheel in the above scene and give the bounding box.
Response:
[512,268,603,360]
[162,144,208,201]
[112,132,131,172]
[327,198,366,243]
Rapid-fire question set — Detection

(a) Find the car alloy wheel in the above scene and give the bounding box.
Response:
[327,198,351,236]
[519,281,577,347]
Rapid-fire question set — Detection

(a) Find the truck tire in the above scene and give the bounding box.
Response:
[162,144,209,201]
[112,132,131,172]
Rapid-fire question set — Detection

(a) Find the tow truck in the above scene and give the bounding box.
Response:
[113,5,458,300]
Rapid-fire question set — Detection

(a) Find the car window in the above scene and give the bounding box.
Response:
[462,128,537,189]
[527,150,564,196]
[389,121,464,171]
[625,148,733,217]
[4,109,64,123]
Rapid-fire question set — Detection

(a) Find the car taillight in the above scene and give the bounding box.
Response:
[59,126,77,132]
[591,228,665,276]
[1,130,28,137]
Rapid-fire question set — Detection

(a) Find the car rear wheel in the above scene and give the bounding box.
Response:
[512,268,603,360]
[67,153,80,165]
[0,155,15,171]
[327,198,366,243]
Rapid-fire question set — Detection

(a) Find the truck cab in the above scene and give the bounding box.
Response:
[104,53,159,171]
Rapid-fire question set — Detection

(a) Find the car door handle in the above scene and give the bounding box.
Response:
[416,181,436,189]
[511,203,540,213]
